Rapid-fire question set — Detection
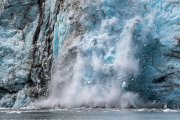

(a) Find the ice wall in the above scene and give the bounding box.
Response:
[139,0,180,107]
[0,0,61,107]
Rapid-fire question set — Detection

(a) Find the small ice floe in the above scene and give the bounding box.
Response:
[22,106,37,110]
[163,109,178,113]
[6,111,21,114]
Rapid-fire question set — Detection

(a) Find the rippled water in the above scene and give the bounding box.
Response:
[0,109,180,120]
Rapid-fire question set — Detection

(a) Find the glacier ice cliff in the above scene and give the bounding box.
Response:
[0,0,61,107]
[0,0,180,108]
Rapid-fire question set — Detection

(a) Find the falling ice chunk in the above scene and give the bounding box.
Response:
[122,82,127,88]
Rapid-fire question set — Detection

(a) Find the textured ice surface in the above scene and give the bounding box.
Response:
[0,0,180,108]
[0,0,60,107]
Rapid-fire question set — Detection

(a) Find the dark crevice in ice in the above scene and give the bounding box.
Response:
[28,0,45,87]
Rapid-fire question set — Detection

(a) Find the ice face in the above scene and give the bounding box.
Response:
[0,0,60,107]
[133,0,180,107]
[0,0,180,108]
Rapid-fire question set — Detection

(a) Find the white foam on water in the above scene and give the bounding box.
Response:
[163,109,178,113]
[6,111,21,114]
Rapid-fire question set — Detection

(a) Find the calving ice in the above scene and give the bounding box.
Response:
[0,0,179,109]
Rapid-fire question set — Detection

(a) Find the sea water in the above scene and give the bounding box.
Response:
[0,109,180,120]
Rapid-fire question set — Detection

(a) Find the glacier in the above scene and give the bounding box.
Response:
[0,0,180,108]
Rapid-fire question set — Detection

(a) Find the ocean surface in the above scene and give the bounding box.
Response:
[0,108,180,120]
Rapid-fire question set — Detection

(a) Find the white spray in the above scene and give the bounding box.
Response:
[34,0,147,108]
